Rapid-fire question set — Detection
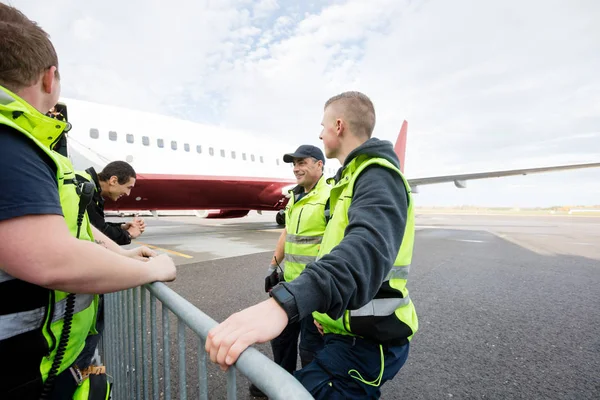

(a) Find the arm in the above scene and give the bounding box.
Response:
[284,166,408,320]
[86,203,132,245]
[0,214,175,294]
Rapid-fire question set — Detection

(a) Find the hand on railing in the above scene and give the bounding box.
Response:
[146,254,177,282]
[205,298,288,371]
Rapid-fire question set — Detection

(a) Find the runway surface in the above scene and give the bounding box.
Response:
[110,212,600,399]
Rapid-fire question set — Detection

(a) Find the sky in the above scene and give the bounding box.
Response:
[8,0,600,207]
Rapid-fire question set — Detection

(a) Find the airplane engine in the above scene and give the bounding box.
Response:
[454,180,467,189]
[204,209,250,219]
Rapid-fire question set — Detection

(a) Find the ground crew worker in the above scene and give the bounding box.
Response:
[206,91,417,399]
[249,145,329,397]
[76,161,145,245]
[0,5,176,399]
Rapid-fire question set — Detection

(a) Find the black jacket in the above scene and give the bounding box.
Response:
[283,138,409,321]
[76,167,132,245]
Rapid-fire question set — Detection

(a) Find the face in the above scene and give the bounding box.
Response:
[319,105,342,159]
[292,157,322,189]
[107,176,136,201]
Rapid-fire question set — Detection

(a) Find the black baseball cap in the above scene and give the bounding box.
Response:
[283,145,325,165]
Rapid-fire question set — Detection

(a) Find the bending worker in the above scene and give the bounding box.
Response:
[250,145,329,398]
[206,91,418,399]
[0,5,176,399]
[76,161,145,245]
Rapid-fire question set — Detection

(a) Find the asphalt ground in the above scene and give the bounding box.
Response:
[108,212,600,399]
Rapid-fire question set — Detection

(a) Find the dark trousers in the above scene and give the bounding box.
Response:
[271,317,324,374]
[294,334,410,399]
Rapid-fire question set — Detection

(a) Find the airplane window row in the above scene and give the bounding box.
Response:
[89,128,334,174]
[89,128,266,164]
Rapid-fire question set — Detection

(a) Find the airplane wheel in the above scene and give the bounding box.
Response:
[276,210,285,226]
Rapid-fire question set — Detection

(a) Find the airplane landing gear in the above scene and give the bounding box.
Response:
[276,210,285,226]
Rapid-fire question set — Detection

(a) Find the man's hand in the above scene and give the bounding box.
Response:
[314,319,324,336]
[205,298,288,371]
[127,224,142,239]
[121,246,157,261]
[134,216,146,233]
[146,254,177,282]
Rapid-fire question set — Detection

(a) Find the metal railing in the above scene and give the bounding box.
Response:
[101,282,313,399]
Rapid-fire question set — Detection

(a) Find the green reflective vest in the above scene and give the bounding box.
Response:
[312,155,418,345]
[0,86,98,386]
[283,175,331,282]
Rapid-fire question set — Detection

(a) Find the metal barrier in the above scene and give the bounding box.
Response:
[101,282,313,399]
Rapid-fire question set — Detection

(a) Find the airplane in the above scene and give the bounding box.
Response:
[57,98,600,226]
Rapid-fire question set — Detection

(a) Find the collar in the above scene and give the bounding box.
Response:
[0,85,69,150]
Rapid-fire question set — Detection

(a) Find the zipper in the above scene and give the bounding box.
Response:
[296,208,305,234]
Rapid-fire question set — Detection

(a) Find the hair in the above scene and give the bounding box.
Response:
[324,91,376,138]
[98,161,137,185]
[0,4,60,93]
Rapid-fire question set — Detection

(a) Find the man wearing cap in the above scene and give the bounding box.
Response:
[249,145,330,398]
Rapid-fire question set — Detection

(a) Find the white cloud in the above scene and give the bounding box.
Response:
[7,0,600,206]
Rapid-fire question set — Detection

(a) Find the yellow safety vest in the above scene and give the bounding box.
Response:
[312,154,418,345]
[0,86,98,390]
[283,175,331,282]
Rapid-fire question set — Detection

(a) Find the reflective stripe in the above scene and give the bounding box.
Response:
[285,254,317,264]
[0,269,15,284]
[52,294,95,324]
[286,234,323,245]
[0,294,94,341]
[350,296,411,317]
[385,265,410,280]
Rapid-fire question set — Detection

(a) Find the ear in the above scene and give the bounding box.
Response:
[109,176,119,186]
[336,119,344,136]
[41,66,58,95]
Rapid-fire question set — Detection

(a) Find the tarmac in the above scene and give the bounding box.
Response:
[110,211,600,399]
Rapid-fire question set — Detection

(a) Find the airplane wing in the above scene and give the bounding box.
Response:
[393,121,600,189]
[408,162,600,188]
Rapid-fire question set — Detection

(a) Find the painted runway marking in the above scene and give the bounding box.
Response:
[134,241,194,259]
[454,239,486,243]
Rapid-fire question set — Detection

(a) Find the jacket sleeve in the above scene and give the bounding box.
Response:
[86,203,132,245]
[283,165,408,320]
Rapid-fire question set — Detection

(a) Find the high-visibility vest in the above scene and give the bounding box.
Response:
[283,175,331,282]
[312,154,418,345]
[0,86,99,391]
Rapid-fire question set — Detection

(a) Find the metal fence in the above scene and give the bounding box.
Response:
[101,282,313,399]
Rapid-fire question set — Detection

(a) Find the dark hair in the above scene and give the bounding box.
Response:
[98,161,136,185]
[0,4,60,92]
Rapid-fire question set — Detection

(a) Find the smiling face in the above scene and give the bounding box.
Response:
[106,176,136,201]
[292,157,322,191]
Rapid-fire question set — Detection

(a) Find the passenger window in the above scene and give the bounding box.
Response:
[259,156,264,163]
[209,147,214,156]
[157,139,164,148]
[109,131,117,141]
[142,136,150,146]
[220,149,225,158]
[231,151,236,159]
[171,141,177,150]
[276,159,280,166]
[126,134,134,144]
[251,154,255,162]
[196,145,202,154]
[184,143,190,152]
[90,128,99,139]
[242,153,247,161]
